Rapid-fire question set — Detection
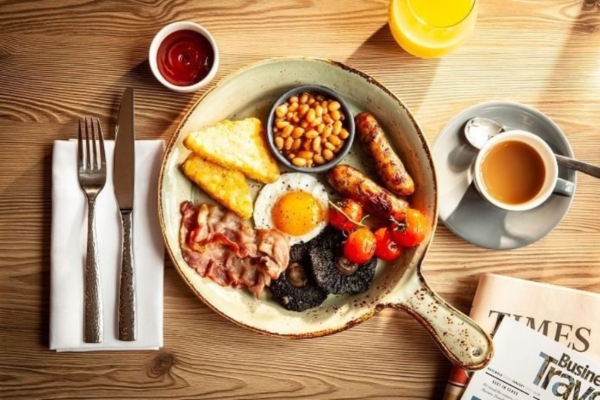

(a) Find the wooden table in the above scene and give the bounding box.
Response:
[2,0,599,398]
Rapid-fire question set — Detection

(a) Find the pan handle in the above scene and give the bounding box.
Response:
[389,268,494,370]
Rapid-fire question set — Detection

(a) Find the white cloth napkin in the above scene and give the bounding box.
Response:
[50,139,165,351]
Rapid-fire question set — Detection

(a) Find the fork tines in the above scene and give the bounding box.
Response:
[78,118,106,172]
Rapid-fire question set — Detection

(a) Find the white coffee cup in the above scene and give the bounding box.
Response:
[473,129,574,211]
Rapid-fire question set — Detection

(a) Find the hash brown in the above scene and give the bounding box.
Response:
[181,153,253,220]
[183,118,280,184]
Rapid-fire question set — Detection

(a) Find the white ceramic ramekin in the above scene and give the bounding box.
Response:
[149,21,219,93]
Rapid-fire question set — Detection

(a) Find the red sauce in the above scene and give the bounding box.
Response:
[157,30,214,87]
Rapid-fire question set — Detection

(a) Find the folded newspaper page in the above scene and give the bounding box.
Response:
[461,317,600,400]
[443,274,600,400]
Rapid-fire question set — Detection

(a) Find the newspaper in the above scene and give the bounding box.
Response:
[461,317,600,400]
[443,274,600,400]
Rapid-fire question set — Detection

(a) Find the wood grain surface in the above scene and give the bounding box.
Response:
[1,0,599,398]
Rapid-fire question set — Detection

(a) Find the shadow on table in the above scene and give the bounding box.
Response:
[40,147,53,347]
[104,58,198,141]
[534,2,600,139]
[345,23,441,115]
[79,30,207,141]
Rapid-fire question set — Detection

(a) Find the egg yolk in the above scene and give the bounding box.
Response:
[272,191,324,236]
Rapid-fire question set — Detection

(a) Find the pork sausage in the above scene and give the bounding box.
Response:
[327,164,409,220]
[355,112,415,196]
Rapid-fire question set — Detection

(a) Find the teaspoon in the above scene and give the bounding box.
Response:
[463,117,600,179]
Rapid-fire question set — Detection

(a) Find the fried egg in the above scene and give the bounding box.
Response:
[253,173,329,245]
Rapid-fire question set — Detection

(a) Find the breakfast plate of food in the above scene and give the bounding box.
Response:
[158,57,493,370]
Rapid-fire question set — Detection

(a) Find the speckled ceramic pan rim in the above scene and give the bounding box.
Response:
[158,57,493,370]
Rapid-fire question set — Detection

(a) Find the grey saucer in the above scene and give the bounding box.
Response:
[432,101,577,250]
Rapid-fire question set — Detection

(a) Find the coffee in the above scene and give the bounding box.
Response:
[481,140,545,205]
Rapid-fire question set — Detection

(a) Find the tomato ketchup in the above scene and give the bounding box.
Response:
[157,30,214,87]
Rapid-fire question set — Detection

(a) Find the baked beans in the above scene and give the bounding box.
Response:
[272,92,350,167]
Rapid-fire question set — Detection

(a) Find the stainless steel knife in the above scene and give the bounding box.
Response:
[113,87,136,341]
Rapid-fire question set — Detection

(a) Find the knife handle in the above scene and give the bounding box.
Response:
[84,198,104,343]
[118,209,136,341]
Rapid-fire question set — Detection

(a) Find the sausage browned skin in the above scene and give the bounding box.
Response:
[327,164,409,220]
[355,112,415,196]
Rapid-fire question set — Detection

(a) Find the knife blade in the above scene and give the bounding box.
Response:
[114,88,135,210]
[114,87,137,341]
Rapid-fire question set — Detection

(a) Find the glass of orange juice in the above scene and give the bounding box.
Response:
[388,0,478,58]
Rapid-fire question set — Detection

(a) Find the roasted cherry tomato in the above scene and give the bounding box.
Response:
[390,209,429,247]
[374,227,402,261]
[343,227,376,264]
[329,199,364,232]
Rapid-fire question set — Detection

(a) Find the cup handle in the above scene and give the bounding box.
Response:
[553,178,575,197]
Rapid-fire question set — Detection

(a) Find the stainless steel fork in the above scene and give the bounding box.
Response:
[77,118,106,343]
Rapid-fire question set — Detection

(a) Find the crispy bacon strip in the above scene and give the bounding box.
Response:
[179,202,290,298]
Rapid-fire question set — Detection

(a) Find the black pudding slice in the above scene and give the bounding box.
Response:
[308,227,377,295]
[269,242,328,312]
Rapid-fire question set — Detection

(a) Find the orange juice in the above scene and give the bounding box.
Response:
[389,0,477,58]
